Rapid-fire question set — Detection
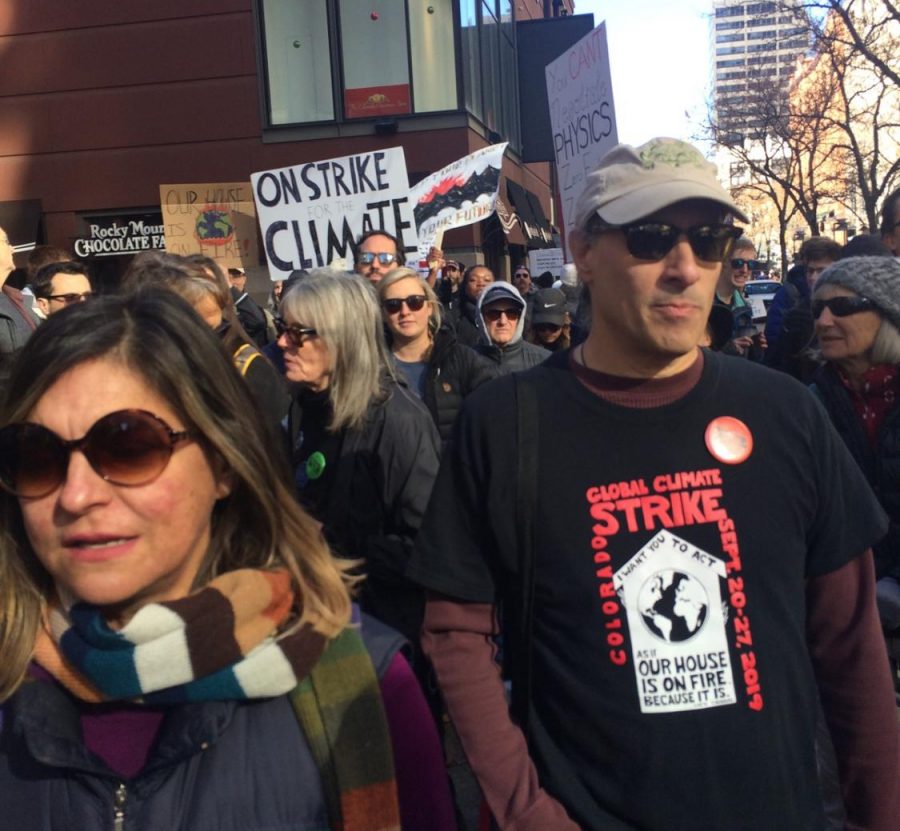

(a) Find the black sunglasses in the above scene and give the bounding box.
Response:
[483,306,522,322]
[47,291,93,305]
[811,295,876,319]
[608,222,743,262]
[513,272,530,279]
[358,252,398,266]
[535,323,562,332]
[275,317,318,346]
[382,294,427,314]
[0,409,193,499]
[730,258,761,271]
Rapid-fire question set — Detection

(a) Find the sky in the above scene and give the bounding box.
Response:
[573,0,714,147]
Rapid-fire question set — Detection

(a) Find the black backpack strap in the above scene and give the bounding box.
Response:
[509,372,539,734]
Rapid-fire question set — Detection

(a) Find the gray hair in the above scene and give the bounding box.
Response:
[280,269,394,432]
[871,318,900,365]
[376,267,442,337]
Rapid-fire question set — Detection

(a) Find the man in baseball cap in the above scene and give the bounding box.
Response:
[408,137,897,829]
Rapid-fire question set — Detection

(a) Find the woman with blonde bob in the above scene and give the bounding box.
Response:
[377,267,497,445]
[0,289,453,830]
[277,269,441,648]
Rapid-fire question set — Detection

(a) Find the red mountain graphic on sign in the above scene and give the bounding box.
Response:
[413,165,502,227]
[417,175,469,205]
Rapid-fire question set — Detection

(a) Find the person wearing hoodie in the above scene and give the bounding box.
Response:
[475,281,549,373]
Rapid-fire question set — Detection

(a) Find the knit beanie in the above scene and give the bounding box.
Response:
[814,256,900,329]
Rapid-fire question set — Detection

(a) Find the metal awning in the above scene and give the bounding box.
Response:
[0,199,43,254]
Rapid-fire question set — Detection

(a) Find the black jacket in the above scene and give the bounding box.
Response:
[812,363,900,581]
[450,295,480,347]
[475,338,549,374]
[421,327,499,444]
[287,380,440,641]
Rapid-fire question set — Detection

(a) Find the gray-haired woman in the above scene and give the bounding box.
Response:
[810,256,900,635]
[276,269,441,646]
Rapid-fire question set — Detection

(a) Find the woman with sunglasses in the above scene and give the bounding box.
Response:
[376,267,497,445]
[0,288,455,829]
[276,270,440,648]
[810,256,900,637]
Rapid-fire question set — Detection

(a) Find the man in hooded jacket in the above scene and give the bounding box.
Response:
[474,282,548,373]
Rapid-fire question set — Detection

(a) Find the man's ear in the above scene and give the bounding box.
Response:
[36,297,50,316]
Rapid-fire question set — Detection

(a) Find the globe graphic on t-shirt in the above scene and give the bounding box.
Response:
[638,570,709,643]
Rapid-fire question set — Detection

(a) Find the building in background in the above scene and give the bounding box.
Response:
[710,0,810,144]
[0,0,578,291]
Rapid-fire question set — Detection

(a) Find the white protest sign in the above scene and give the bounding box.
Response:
[545,22,618,258]
[410,143,508,260]
[251,148,418,280]
[528,248,565,278]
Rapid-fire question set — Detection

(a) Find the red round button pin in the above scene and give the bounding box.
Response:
[705,416,753,464]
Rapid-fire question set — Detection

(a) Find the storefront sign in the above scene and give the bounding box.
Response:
[251,147,418,280]
[74,213,165,258]
[159,182,259,269]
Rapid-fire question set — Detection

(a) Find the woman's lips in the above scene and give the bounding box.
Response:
[63,535,138,563]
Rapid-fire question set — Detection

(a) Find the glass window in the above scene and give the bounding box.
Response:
[717,33,744,43]
[262,0,334,124]
[409,0,457,112]
[500,15,520,148]
[480,2,501,132]
[715,5,744,17]
[339,0,411,119]
[459,0,482,121]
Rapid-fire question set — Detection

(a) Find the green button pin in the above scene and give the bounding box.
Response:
[306,451,326,480]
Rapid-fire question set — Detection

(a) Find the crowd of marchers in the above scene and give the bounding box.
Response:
[0,140,898,831]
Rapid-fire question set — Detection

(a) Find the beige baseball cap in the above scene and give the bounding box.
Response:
[573,137,748,229]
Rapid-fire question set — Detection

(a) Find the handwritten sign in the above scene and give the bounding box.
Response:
[159,182,259,269]
[410,143,508,259]
[545,22,618,257]
[251,148,418,280]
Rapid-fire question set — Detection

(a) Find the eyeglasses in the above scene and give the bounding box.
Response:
[513,272,530,279]
[730,258,761,271]
[0,409,193,499]
[811,295,876,319]
[483,306,522,322]
[358,252,398,267]
[604,222,743,262]
[382,294,427,314]
[47,291,92,305]
[275,317,318,346]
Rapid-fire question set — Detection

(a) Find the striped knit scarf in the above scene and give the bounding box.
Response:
[32,569,400,830]
[34,569,326,703]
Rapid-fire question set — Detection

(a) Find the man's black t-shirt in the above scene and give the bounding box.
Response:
[407,349,887,831]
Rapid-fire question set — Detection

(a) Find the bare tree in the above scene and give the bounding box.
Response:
[705,0,900,264]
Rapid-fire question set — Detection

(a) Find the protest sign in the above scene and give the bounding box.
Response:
[159,182,258,269]
[528,247,565,279]
[250,148,418,280]
[545,22,618,257]
[410,143,508,260]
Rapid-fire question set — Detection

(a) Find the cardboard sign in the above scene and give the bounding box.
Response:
[528,247,565,278]
[251,148,419,280]
[159,182,259,269]
[410,143,508,260]
[545,22,618,257]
